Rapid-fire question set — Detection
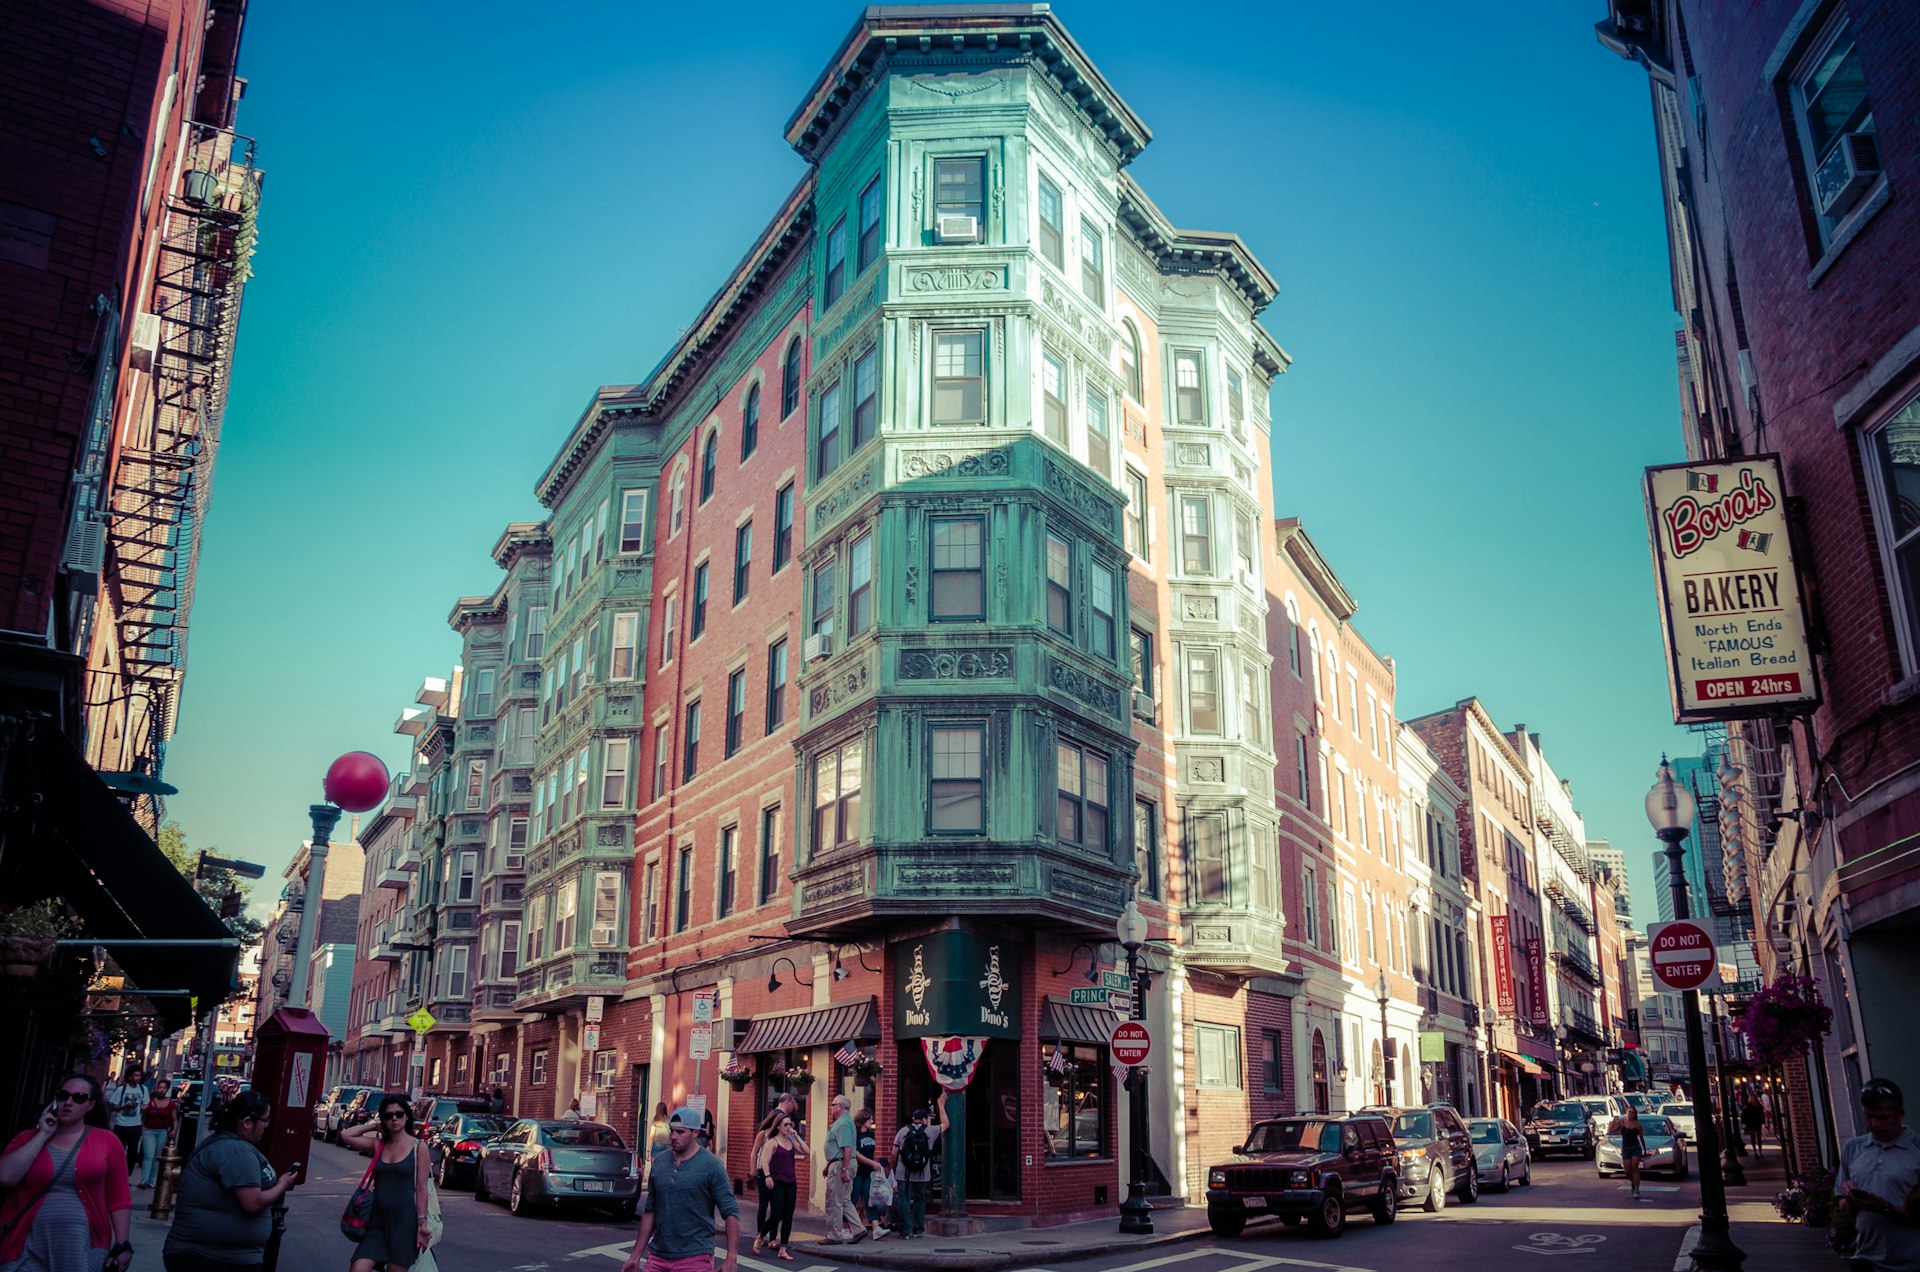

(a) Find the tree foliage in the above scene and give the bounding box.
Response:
[157,821,266,943]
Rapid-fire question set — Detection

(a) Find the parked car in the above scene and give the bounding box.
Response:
[1467,1118,1532,1191]
[1623,1092,1665,1115]
[424,1112,514,1188]
[1204,1114,1399,1239]
[410,1094,492,1129]
[1564,1094,1628,1125]
[1525,1102,1597,1159]
[474,1119,639,1218]
[315,1085,377,1143]
[339,1089,383,1153]
[1657,1102,1698,1141]
[1598,1113,1688,1180]
[1381,1104,1479,1211]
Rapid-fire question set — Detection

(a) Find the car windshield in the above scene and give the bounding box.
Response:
[1393,1112,1435,1141]
[463,1116,511,1135]
[1244,1121,1343,1154]
[1663,1105,1693,1117]
[1468,1121,1503,1144]
[543,1124,625,1148]
[1538,1104,1587,1122]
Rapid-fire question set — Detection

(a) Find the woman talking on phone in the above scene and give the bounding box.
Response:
[0,1074,134,1272]
[338,1096,430,1272]
[162,1090,298,1272]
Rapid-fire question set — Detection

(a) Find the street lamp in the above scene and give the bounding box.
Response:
[1647,759,1745,1272]
[1375,972,1394,1106]
[1117,899,1153,1235]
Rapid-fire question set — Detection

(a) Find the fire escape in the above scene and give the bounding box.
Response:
[94,123,260,792]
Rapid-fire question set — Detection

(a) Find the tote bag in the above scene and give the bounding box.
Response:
[339,1144,381,1241]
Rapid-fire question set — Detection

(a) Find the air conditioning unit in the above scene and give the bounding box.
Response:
[936,214,979,244]
[803,633,833,664]
[129,312,161,373]
[1131,692,1156,722]
[590,925,616,949]
[504,853,525,872]
[61,514,106,588]
[1815,131,1881,217]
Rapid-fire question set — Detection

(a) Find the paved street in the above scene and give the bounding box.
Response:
[131,1146,1699,1272]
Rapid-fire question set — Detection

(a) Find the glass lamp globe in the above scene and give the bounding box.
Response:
[1646,759,1697,834]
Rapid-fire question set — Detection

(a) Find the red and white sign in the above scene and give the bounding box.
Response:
[1110,1020,1151,1067]
[1524,937,1550,1026]
[1648,920,1721,992]
[1489,915,1516,1018]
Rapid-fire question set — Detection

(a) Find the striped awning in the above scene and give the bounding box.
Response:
[1499,1049,1546,1076]
[735,997,880,1054]
[1041,997,1117,1046]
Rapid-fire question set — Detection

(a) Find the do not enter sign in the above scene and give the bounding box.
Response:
[1648,919,1721,992]
[1111,1020,1151,1067]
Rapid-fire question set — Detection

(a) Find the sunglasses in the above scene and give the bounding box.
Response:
[55,1091,92,1104]
[381,1111,408,1120]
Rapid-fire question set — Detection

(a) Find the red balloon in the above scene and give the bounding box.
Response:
[323,751,390,812]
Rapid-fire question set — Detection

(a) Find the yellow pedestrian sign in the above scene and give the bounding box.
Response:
[407,1008,436,1035]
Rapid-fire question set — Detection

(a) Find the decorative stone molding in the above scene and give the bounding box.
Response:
[1190,756,1226,783]
[520,672,539,689]
[1181,594,1219,621]
[1125,415,1145,443]
[1051,869,1124,908]
[900,647,1013,680]
[900,447,1011,480]
[812,465,875,533]
[1192,923,1233,943]
[800,866,866,910]
[904,564,919,606]
[1046,657,1123,719]
[511,776,532,794]
[905,267,1004,292]
[808,663,871,715]
[1043,460,1117,535]
[461,819,483,835]
[607,696,635,717]
[596,824,625,847]
[1175,443,1211,466]
[898,861,1015,891]
[616,569,647,587]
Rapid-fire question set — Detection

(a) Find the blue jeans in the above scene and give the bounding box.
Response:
[903,1179,930,1235]
[140,1128,169,1186]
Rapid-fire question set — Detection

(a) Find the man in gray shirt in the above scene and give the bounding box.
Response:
[1838,1078,1920,1272]
[623,1105,738,1272]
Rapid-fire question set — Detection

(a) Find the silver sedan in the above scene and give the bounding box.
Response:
[1597,1114,1689,1180]
[1657,1102,1698,1141]
[1468,1118,1531,1191]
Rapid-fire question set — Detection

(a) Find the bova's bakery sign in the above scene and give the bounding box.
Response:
[1645,455,1820,722]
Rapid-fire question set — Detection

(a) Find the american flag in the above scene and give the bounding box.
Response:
[835,1041,861,1067]
[1047,1045,1070,1074]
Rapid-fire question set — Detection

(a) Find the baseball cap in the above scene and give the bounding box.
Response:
[911,1107,930,1122]
[669,1105,703,1128]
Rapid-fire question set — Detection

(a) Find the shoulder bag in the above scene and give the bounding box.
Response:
[339,1142,382,1241]
[0,1135,84,1244]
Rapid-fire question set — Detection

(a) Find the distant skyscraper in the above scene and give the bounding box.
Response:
[1588,839,1630,921]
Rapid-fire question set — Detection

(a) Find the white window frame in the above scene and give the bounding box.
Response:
[1861,388,1920,675]
[1195,1023,1241,1089]
[619,490,649,555]
[610,611,639,680]
[602,738,631,810]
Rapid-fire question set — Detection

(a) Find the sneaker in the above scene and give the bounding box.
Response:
[851,1230,867,1243]
[871,1229,890,1241]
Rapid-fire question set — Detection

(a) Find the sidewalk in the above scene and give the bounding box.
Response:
[768,1202,1245,1272]
[1672,1140,1847,1272]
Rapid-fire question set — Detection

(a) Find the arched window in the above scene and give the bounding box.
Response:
[741,384,761,460]
[1311,1030,1329,1112]
[1307,625,1324,702]
[1121,320,1144,402]
[780,338,803,418]
[699,430,718,503]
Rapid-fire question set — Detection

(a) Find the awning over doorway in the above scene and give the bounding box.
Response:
[1040,998,1117,1046]
[1499,1049,1546,1076]
[736,997,879,1053]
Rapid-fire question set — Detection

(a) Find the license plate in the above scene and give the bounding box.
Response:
[1239,1197,1264,1209]
[582,1180,608,1192]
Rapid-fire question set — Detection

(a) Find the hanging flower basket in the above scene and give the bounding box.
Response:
[1733,975,1833,1069]
[719,1061,755,1090]
[784,1070,816,1093]
[0,934,56,979]
[849,1053,883,1080]
[0,901,76,979]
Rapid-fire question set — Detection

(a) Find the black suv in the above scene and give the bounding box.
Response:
[1377,1104,1479,1210]
[1205,1114,1399,1238]
[1525,1101,1597,1159]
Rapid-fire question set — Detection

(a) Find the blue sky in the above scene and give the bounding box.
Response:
[164,1,1696,919]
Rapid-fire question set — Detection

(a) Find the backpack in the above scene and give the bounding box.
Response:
[900,1124,930,1173]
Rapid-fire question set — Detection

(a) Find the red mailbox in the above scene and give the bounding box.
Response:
[252,1007,330,1184]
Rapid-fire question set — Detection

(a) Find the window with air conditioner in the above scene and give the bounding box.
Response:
[933,156,984,241]
[1789,14,1883,236]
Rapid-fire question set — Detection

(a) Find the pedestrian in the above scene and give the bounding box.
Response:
[753,1111,806,1260]
[137,1084,181,1190]
[820,1095,862,1244]
[890,1093,948,1239]
[1608,1104,1647,1202]
[647,1103,672,1161]
[161,1089,298,1272]
[1837,1078,1920,1272]
[747,1110,783,1254]
[619,1106,738,1272]
[1743,1095,1766,1158]
[563,1098,584,1121]
[0,1073,134,1272]
[489,1086,506,1117]
[103,1068,149,1171]
[338,1095,431,1272]
[851,1110,885,1240]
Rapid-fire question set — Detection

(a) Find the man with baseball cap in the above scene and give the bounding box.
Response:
[621,1105,739,1272]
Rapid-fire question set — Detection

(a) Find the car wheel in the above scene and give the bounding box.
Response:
[1496,1165,1510,1193]
[1424,1169,1447,1213]
[1521,1161,1532,1187]
[1308,1191,1347,1238]
[615,1201,637,1221]
[1458,1164,1480,1205]
[474,1166,492,1203]
[1584,1140,1597,1161]
[510,1172,534,1217]
[1371,1180,1398,1226]
[1207,1206,1246,1238]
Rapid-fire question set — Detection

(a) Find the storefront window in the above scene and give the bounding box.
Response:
[755,1049,814,1127]
[834,1056,878,1115]
[1040,1042,1108,1159]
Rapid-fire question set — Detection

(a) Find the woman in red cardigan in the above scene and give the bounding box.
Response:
[0,1073,134,1271]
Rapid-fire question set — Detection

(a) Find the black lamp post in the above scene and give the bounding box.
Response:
[1117,899,1153,1234]
[1647,759,1745,1272]
[1375,972,1394,1106]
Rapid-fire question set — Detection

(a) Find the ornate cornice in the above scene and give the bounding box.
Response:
[1116,173,1280,315]
[491,520,551,570]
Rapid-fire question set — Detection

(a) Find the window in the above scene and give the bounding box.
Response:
[1241,661,1265,746]
[824,216,847,307]
[527,893,548,962]
[1327,882,1342,958]
[1180,495,1213,575]
[810,559,836,646]
[934,156,984,223]
[725,669,746,758]
[774,483,795,571]
[690,563,709,640]
[1196,1023,1241,1088]
[812,740,863,851]
[593,1050,619,1091]
[1334,769,1349,835]
[765,639,788,732]
[602,738,630,809]
[525,606,548,659]
[659,595,678,668]
[1302,863,1319,948]
[674,845,693,932]
[472,668,496,717]
[651,724,671,800]
[669,468,685,536]
[509,816,528,860]
[929,724,985,833]
[857,176,882,272]
[1079,219,1104,303]
[848,533,874,638]
[1226,367,1245,437]
[1133,799,1160,898]
[1187,649,1221,734]
[1039,1040,1107,1159]
[1791,15,1878,236]
[1295,734,1312,808]
[733,521,752,604]
[1234,509,1256,580]
[1045,533,1072,635]
[1365,897,1377,962]
[555,884,577,951]
[1056,741,1109,851]
[500,920,521,976]
[780,338,803,418]
[930,517,984,620]
[1868,395,1920,667]
[816,380,842,476]
[932,330,985,425]
[1036,175,1064,268]
[741,385,760,460]
[1090,562,1116,660]
[465,760,485,811]
[1261,1030,1285,1092]
[1342,884,1358,959]
[1121,322,1144,402]
[759,805,782,902]
[1173,351,1206,425]
[1124,468,1148,558]
[1040,350,1067,444]
[610,612,638,680]
[852,347,877,452]
[642,860,661,942]
[717,825,738,918]
[1188,811,1227,902]
[456,851,477,902]
[682,700,702,782]
[531,1049,549,1087]
[700,431,718,503]
[1287,611,1301,676]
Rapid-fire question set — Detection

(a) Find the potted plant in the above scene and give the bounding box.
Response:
[849,1053,883,1080]
[719,1059,755,1091]
[1774,1168,1836,1228]
[0,901,76,979]
[784,1069,816,1094]
[1734,975,1834,1068]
